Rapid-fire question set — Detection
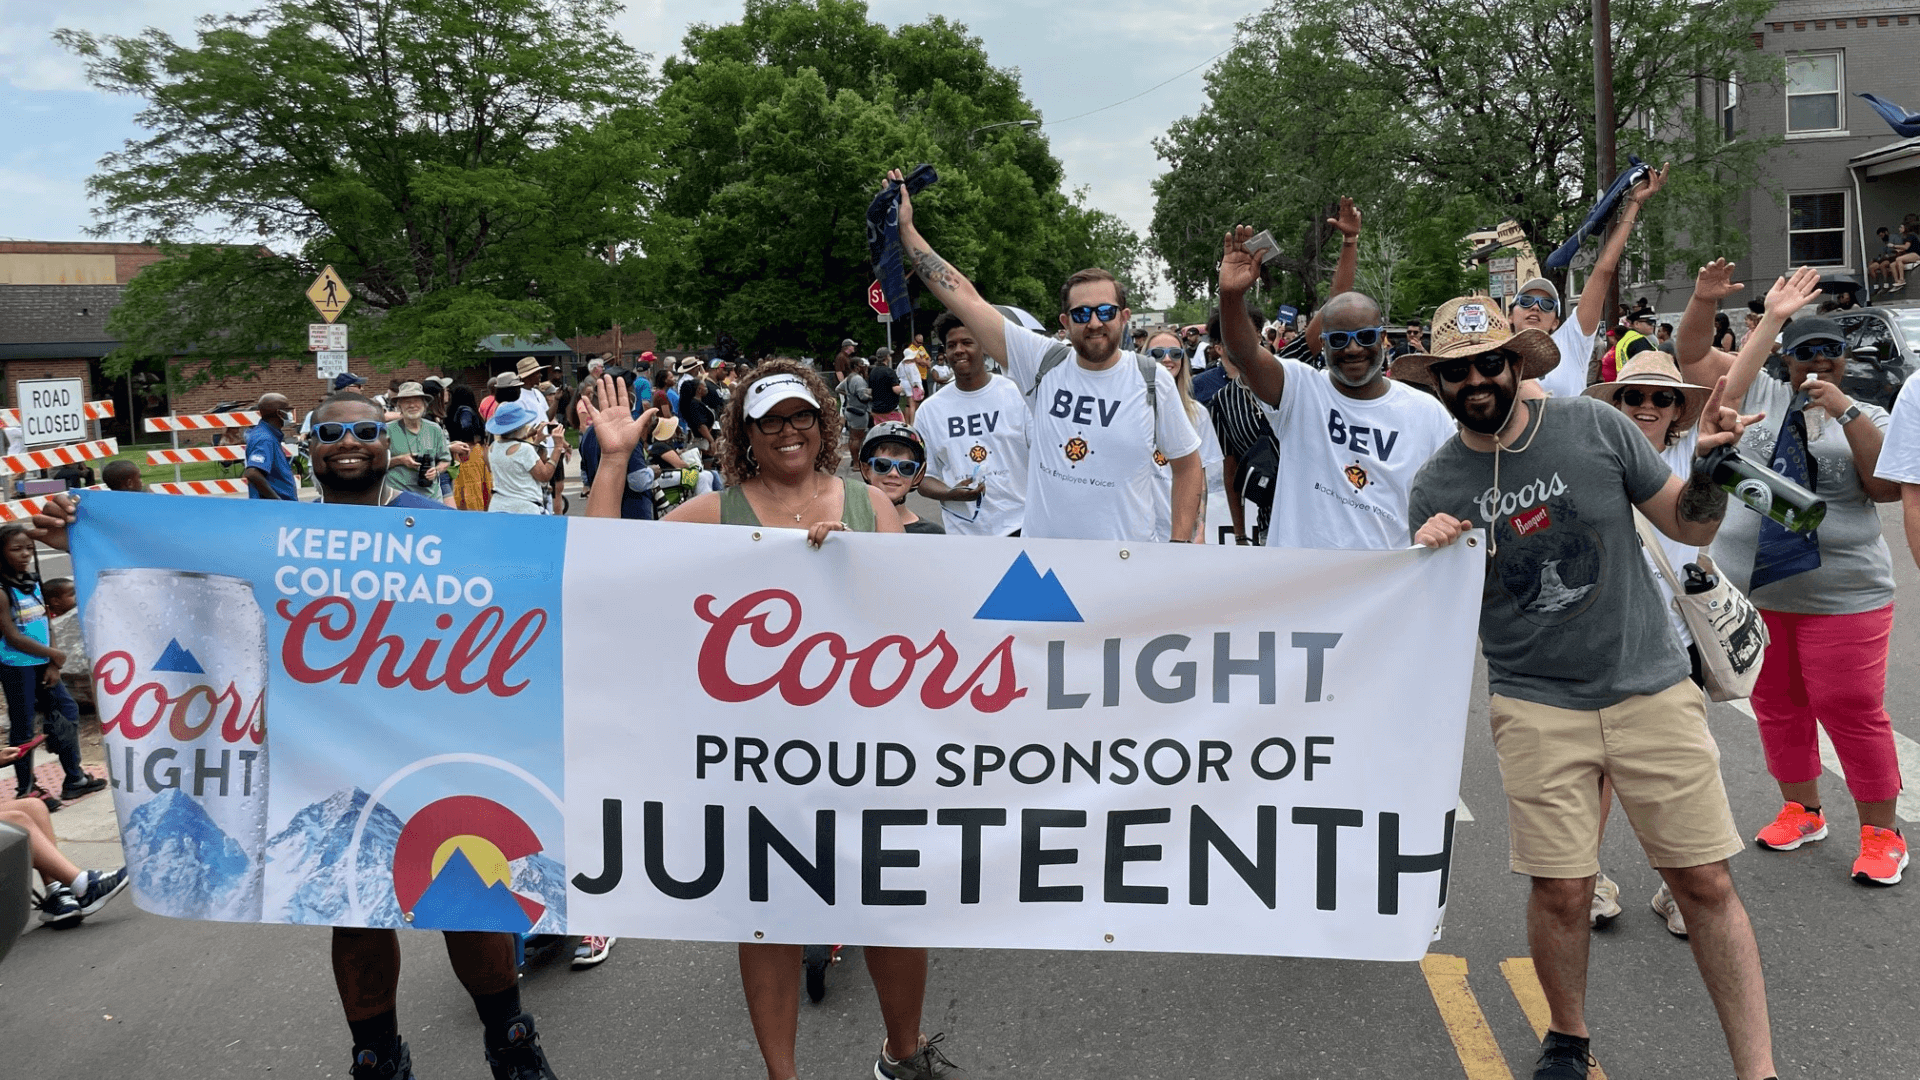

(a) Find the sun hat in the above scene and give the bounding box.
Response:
[676,357,702,376]
[861,421,925,463]
[1582,350,1712,432]
[392,381,431,401]
[742,373,821,419]
[491,371,524,390]
[515,356,548,379]
[652,415,680,441]
[485,399,540,436]
[639,350,657,363]
[1392,296,1560,387]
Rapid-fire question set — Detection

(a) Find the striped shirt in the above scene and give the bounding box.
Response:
[1207,379,1274,461]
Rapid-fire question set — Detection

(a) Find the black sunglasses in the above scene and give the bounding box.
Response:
[312,420,387,444]
[1323,326,1385,350]
[1147,346,1186,361]
[1067,303,1122,325]
[1616,387,1680,409]
[751,409,820,435]
[1431,351,1515,384]
[864,458,921,477]
[1790,341,1845,363]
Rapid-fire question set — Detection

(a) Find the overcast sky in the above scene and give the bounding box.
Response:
[0,1,1256,305]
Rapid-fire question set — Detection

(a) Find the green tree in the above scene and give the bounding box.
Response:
[60,0,661,382]
[644,0,1139,356]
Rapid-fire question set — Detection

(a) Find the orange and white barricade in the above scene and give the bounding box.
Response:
[143,412,258,434]
[0,439,119,477]
[148,478,251,497]
[0,485,108,523]
[0,400,117,426]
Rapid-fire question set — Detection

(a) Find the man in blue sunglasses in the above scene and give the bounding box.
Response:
[885,169,1203,543]
[1515,164,1669,401]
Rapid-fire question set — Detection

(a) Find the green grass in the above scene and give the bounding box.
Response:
[98,441,243,485]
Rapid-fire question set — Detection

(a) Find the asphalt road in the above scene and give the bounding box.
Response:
[4,500,1916,1079]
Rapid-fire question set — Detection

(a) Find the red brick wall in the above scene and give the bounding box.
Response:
[1,359,94,412]
[168,355,459,420]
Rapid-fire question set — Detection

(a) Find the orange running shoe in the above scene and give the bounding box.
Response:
[1853,826,1909,886]
[1754,801,1828,851]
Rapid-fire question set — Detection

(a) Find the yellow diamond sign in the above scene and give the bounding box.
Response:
[306,264,350,323]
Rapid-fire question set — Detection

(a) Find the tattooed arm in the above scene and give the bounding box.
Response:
[1638,374,1756,546]
[890,169,1011,366]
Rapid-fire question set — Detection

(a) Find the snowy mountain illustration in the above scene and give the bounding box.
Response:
[510,851,568,935]
[122,788,258,921]
[264,788,405,927]
[1525,560,1596,613]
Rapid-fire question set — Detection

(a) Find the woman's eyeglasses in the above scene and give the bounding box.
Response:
[1430,351,1514,384]
[864,458,921,477]
[1616,388,1680,410]
[751,410,820,435]
[312,421,387,444]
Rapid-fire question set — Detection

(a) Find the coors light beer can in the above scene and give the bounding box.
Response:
[86,569,269,921]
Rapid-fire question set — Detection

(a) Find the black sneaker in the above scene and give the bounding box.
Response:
[350,1038,415,1080]
[73,867,130,917]
[1532,1031,1593,1079]
[36,882,82,928]
[485,1014,557,1080]
[29,786,61,812]
[875,1033,967,1079]
[60,776,107,799]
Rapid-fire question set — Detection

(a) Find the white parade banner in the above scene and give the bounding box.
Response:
[561,523,1484,960]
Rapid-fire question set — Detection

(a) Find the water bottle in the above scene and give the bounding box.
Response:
[1695,445,1826,534]
[1682,562,1716,595]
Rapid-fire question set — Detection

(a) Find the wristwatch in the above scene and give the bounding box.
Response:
[1835,403,1863,426]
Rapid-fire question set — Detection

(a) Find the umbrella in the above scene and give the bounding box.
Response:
[994,304,1048,333]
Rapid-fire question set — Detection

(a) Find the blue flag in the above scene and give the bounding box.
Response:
[1858,93,1920,138]
[1749,406,1822,591]
[1545,155,1650,270]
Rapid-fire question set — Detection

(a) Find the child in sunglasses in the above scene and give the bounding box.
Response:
[858,422,943,534]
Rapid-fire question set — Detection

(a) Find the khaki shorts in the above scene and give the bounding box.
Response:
[1489,678,1744,878]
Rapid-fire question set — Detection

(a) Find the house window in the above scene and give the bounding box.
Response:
[1724,80,1739,140]
[1786,53,1843,133]
[1789,192,1847,265]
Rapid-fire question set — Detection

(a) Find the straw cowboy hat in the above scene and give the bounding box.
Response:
[515,356,549,379]
[1582,350,1712,432]
[1392,296,1560,386]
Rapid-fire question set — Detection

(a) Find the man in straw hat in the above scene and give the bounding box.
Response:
[1216,222,1457,550]
[1404,297,1780,1080]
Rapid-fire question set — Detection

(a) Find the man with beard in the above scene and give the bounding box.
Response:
[1403,299,1778,1080]
[31,391,563,1080]
[889,169,1200,542]
[1216,227,1456,550]
[1513,164,1669,400]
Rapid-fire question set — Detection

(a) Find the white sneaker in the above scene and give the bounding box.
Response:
[1650,883,1688,938]
[1590,871,1622,928]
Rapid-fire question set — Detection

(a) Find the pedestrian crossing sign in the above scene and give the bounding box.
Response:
[306,264,350,323]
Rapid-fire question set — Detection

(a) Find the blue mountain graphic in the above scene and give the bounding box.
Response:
[973,552,1083,622]
[408,848,536,933]
[152,638,204,674]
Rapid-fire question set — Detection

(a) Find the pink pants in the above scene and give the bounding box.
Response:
[1750,604,1903,804]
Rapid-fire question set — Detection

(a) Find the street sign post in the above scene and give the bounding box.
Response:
[307,323,348,351]
[315,351,349,381]
[307,265,350,323]
[868,279,891,323]
[17,378,85,448]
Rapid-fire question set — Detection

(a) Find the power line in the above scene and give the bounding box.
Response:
[1045,46,1234,127]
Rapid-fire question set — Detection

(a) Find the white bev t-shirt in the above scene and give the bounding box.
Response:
[1534,316,1601,399]
[1260,356,1457,550]
[912,373,1030,536]
[1001,318,1202,541]
[1152,407,1224,542]
[1874,385,1920,484]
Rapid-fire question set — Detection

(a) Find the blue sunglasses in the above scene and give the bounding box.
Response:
[1323,326,1385,350]
[1511,294,1559,314]
[1067,303,1122,325]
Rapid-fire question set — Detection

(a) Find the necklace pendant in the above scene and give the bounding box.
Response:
[793,512,802,522]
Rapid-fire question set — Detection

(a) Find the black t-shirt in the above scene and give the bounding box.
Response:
[904,517,945,535]
[679,392,716,435]
[646,438,682,468]
[870,364,902,413]
[1903,233,1920,257]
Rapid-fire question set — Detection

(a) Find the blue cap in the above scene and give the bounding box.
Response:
[485,399,540,436]
[333,372,366,390]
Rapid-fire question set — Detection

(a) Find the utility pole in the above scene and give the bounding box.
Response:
[1593,0,1620,329]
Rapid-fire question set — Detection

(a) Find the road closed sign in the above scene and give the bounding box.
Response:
[18,377,86,447]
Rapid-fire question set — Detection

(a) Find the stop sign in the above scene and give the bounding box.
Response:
[867,280,890,316]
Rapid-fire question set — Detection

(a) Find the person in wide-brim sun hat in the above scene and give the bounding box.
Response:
[1391,296,1561,387]
[1582,350,1712,439]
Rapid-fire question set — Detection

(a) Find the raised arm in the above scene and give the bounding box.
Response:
[891,169,1009,366]
[577,376,656,520]
[1573,163,1668,336]
[1721,267,1824,406]
[1676,258,1745,378]
[1302,198,1362,354]
[1218,226,1286,407]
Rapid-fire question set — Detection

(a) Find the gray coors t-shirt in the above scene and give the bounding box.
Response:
[1408,396,1690,710]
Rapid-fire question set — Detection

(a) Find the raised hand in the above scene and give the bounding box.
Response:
[887,168,914,233]
[1220,225,1263,296]
[1629,161,1672,205]
[1328,196,1362,240]
[577,375,653,459]
[1766,266,1824,322]
[1695,376,1764,455]
[1693,258,1746,303]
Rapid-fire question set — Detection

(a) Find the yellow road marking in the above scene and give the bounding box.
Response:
[1499,957,1609,1080]
[1420,954,1514,1080]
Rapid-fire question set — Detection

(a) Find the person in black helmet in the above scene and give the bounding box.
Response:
[859,422,943,534]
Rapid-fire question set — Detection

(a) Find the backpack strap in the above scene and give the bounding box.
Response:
[1025,341,1075,399]
[1135,352,1159,432]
